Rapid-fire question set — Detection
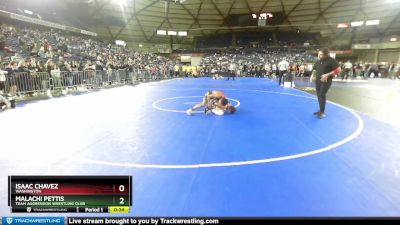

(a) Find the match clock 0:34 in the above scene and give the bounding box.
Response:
[109,206,130,213]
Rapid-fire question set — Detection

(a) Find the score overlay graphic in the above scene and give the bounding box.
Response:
[8,176,132,213]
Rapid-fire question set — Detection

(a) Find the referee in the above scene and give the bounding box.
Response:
[312,48,341,119]
[278,57,289,86]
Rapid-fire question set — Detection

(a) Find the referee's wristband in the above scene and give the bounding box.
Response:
[331,67,342,76]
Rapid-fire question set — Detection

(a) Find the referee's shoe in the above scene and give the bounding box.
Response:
[313,111,326,119]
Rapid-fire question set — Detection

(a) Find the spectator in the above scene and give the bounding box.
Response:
[388,62,397,79]
[51,64,61,89]
[278,57,289,86]
[342,60,353,80]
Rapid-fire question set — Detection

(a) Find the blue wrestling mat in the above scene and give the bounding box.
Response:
[0,77,399,216]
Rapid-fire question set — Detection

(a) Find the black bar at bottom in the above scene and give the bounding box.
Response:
[12,207,109,213]
[66,217,400,225]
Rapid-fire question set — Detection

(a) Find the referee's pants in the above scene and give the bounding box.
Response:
[316,79,332,113]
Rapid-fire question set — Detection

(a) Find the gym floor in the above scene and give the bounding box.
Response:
[0,77,399,216]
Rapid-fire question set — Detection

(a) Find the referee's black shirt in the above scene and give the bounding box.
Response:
[313,57,339,81]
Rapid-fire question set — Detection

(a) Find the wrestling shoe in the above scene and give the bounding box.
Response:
[204,107,212,115]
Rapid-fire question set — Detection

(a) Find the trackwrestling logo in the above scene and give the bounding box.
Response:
[2,217,65,225]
